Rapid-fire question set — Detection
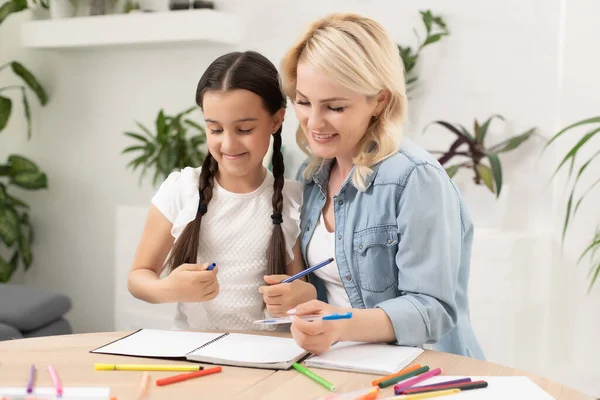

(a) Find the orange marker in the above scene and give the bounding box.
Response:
[371,364,422,386]
[156,366,222,386]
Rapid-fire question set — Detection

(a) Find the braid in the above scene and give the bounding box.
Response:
[266,129,287,276]
[166,153,218,271]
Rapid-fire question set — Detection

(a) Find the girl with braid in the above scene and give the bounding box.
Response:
[127,51,316,332]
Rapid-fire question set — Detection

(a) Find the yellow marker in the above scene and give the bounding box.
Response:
[402,388,461,399]
[94,363,203,371]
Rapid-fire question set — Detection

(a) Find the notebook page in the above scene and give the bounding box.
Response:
[91,329,224,358]
[305,341,424,374]
[189,333,307,364]
[390,376,554,399]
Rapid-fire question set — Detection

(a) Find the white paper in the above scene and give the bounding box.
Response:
[91,329,224,357]
[305,341,424,375]
[378,376,555,399]
[190,333,307,364]
[0,387,110,398]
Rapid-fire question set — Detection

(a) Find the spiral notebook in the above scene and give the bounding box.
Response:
[90,329,309,370]
[304,341,424,375]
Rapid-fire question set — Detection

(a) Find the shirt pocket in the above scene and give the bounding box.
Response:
[353,225,399,292]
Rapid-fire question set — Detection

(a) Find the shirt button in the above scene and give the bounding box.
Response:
[338,199,343,205]
[387,239,393,244]
[345,275,351,281]
[338,235,342,240]
[305,226,310,232]
[359,244,363,250]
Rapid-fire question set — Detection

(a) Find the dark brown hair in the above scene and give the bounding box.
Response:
[166,51,288,276]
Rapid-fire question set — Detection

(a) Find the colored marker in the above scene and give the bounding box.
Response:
[26,365,35,394]
[47,365,62,398]
[156,366,222,386]
[95,363,203,371]
[254,312,352,325]
[292,363,336,391]
[207,263,216,270]
[282,258,334,283]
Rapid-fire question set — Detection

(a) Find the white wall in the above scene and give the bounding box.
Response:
[2,0,599,397]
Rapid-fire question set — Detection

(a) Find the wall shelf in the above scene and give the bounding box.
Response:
[20,9,242,49]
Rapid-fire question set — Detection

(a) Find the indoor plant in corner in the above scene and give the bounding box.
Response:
[545,116,600,291]
[0,0,49,282]
[425,115,538,226]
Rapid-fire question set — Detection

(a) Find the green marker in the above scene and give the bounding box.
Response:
[292,362,336,392]
[378,365,430,388]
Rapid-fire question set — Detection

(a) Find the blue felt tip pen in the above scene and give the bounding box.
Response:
[282,257,334,283]
[207,263,216,270]
[254,312,352,325]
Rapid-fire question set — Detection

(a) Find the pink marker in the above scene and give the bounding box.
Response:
[394,367,442,395]
[48,365,63,398]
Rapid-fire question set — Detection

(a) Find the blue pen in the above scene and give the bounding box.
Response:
[207,263,216,271]
[254,312,352,325]
[282,257,334,283]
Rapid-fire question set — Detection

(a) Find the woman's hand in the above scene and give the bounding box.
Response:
[289,300,351,355]
[259,276,317,317]
[164,262,219,302]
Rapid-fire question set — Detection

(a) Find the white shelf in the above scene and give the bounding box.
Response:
[20,9,242,49]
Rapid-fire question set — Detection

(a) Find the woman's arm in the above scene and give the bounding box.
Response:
[375,163,461,346]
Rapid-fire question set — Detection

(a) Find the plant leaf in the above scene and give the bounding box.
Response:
[574,177,600,216]
[21,89,32,138]
[8,154,39,173]
[420,10,433,33]
[551,126,600,181]
[478,114,504,145]
[0,251,19,283]
[545,116,600,148]
[475,164,495,193]
[562,190,575,242]
[569,150,600,220]
[184,119,205,132]
[486,153,503,197]
[578,239,600,265]
[0,95,13,132]
[10,171,48,190]
[124,132,150,144]
[121,145,147,154]
[445,165,460,178]
[488,127,537,154]
[156,109,167,144]
[423,33,443,47]
[135,122,155,141]
[425,121,475,144]
[0,0,28,25]
[11,62,48,105]
[20,213,33,269]
[0,204,20,246]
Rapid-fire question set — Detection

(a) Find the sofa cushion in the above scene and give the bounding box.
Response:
[23,317,72,338]
[0,284,71,332]
[0,322,23,341]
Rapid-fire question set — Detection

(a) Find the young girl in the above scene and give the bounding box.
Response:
[127,51,316,332]
[281,13,485,359]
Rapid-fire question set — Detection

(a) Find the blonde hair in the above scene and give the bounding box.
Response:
[281,13,407,190]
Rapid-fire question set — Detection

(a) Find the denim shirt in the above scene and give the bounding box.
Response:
[296,138,485,360]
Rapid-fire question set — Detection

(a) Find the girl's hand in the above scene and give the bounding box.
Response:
[164,263,219,302]
[259,276,317,317]
[289,300,351,355]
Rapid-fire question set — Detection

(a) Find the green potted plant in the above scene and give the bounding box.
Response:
[0,0,49,283]
[398,10,449,93]
[425,115,538,197]
[121,106,207,186]
[545,116,600,291]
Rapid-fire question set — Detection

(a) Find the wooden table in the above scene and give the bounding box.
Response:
[0,332,592,399]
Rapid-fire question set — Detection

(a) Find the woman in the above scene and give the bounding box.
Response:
[278,13,485,359]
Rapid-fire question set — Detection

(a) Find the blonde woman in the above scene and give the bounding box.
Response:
[276,13,485,359]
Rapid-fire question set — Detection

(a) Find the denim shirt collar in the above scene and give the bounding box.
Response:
[311,158,382,193]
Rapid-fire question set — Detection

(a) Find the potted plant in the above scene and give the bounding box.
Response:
[545,116,600,291]
[0,1,49,282]
[398,10,449,93]
[121,106,207,186]
[424,115,538,227]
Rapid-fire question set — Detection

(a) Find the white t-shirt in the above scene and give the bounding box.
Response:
[306,212,351,308]
[151,167,303,332]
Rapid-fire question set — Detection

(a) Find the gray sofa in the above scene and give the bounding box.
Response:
[0,284,72,341]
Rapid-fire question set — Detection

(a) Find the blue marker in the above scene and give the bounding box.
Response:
[207,263,216,271]
[282,257,334,283]
[254,312,352,325]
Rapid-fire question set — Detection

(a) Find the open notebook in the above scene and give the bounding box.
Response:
[304,341,424,375]
[90,329,308,370]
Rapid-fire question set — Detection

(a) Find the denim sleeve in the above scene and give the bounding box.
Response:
[295,158,310,182]
[376,163,461,346]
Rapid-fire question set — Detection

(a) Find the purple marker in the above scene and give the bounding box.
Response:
[409,377,472,390]
[26,364,35,393]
